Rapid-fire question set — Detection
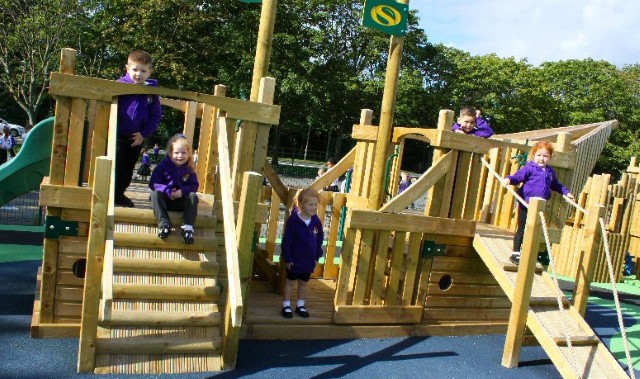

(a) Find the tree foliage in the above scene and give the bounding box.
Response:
[1,1,638,175]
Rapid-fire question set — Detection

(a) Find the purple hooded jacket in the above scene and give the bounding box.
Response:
[281,209,324,274]
[507,161,569,208]
[452,116,494,138]
[149,156,199,198]
[116,74,163,139]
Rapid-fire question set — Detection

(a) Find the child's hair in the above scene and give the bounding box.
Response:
[530,140,554,157]
[166,134,195,170]
[128,50,153,67]
[459,106,476,118]
[295,188,319,208]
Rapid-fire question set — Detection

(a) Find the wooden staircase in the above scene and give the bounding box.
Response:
[91,207,225,374]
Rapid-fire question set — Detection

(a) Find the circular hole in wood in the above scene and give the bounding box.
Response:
[72,258,87,279]
[438,274,452,291]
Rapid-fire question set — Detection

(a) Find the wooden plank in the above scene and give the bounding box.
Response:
[40,183,92,209]
[438,149,459,218]
[49,72,281,125]
[265,189,281,260]
[95,337,221,354]
[103,309,221,326]
[334,227,357,306]
[370,231,390,305]
[252,77,276,174]
[334,305,423,324]
[308,147,357,193]
[385,231,407,306]
[324,193,345,279]
[63,98,87,186]
[352,229,374,305]
[196,103,214,192]
[77,157,111,372]
[87,101,110,186]
[112,283,220,301]
[402,232,422,305]
[450,151,472,219]
[182,100,198,142]
[348,209,476,236]
[572,205,606,315]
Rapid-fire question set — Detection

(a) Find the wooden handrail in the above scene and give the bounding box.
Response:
[309,147,356,192]
[216,116,243,327]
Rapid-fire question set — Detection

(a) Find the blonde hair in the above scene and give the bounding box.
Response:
[166,134,195,170]
[295,188,319,208]
[530,140,554,157]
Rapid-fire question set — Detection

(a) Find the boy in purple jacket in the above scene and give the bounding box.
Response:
[502,140,574,264]
[281,188,324,318]
[452,106,494,138]
[115,50,163,207]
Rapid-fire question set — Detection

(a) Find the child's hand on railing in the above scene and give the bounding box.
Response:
[565,192,575,201]
[501,177,511,187]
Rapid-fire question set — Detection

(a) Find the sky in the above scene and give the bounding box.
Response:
[412,0,640,67]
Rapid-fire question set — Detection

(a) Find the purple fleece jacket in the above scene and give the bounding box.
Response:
[116,74,163,139]
[451,116,494,138]
[149,156,199,198]
[506,161,570,207]
[281,209,324,274]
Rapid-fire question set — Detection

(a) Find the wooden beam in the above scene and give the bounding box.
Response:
[572,204,606,315]
[49,72,281,125]
[309,147,356,192]
[112,283,221,301]
[333,305,423,324]
[96,337,221,354]
[347,209,476,236]
[263,161,288,203]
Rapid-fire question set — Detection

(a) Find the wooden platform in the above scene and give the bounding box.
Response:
[473,225,629,378]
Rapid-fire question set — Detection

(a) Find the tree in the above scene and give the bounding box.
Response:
[0,0,81,125]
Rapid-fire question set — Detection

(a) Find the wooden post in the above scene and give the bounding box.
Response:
[368,0,409,210]
[572,204,606,315]
[77,157,112,372]
[231,0,277,200]
[502,197,545,368]
[424,110,454,217]
[222,171,261,370]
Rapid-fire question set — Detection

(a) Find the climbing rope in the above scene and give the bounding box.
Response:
[598,217,636,379]
[539,212,581,378]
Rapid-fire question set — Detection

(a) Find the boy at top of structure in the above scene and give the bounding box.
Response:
[501,140,574,265]
[398,171,411,194]
[149,134,199,244]
[280,188,324,319]
[115,50,163,208]
[452,106,494,138]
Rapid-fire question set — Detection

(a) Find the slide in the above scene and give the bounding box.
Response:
[0,117,53,207]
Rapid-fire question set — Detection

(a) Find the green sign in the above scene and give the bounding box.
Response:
[239,0,262,3]
[362,0,409,36]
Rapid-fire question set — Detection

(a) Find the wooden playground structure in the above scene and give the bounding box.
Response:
[26,2,637,376]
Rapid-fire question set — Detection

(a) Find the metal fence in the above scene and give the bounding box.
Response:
[0,191,44,226]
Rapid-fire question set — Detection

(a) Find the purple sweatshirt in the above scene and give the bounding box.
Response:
[506,161,569,208]
[116,74,163,139]
[149,156,199,198]
[452,116,494,138]
[281,209,324,274]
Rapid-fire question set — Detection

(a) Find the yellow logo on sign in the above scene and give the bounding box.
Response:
[370,5,402,27]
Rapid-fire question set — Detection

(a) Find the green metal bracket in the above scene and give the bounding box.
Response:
[44,216,79,238]
[422,240,447,259]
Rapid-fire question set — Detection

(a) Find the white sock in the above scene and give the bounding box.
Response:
[183,224,194,232]
[297,299,305,308]
[282,300,291,308]
[512,251,520,256]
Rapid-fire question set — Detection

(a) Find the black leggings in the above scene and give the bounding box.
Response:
[513,206,528,252]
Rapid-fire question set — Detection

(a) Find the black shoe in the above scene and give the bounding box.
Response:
[295,306,310,318]
[115,195,135,208]
[182,229,194,244]
[281,306,293,319]
[509,253,520,265]
[158,225,171,239]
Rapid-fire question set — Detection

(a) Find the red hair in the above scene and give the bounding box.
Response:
[531,140,554,157]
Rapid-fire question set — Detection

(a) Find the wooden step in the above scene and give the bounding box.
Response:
[112,283,221,301]
[115,207,217,228]
[529,296,570,307]
[503,263,544,274]
[113,257,218,276]
[114,232,216,251]
[100,309,221,327]
[96,337,222,354]
[554,335,600,346]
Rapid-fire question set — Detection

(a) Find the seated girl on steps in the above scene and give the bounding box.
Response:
[149,134,199,244]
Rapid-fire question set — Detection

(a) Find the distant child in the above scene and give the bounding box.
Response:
[501,140,574,264]
[398,171,411,194]
[452,106,494,138]
[153,143,160,162]
[324,158,340,192]
[136,148,151,180]
[115,50,163,207]
[149,134,199,244]
[22,121,33,142]
[0,126,13,165]
[316,167,326,179]
[281,188,324,318]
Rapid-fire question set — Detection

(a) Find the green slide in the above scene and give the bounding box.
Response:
[0,117,54,207]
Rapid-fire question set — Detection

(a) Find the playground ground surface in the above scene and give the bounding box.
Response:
[1,225,639,379]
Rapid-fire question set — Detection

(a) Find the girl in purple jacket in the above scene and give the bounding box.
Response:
[502,140,574,264]
[281,188,324,318]
[149,134,199,244]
